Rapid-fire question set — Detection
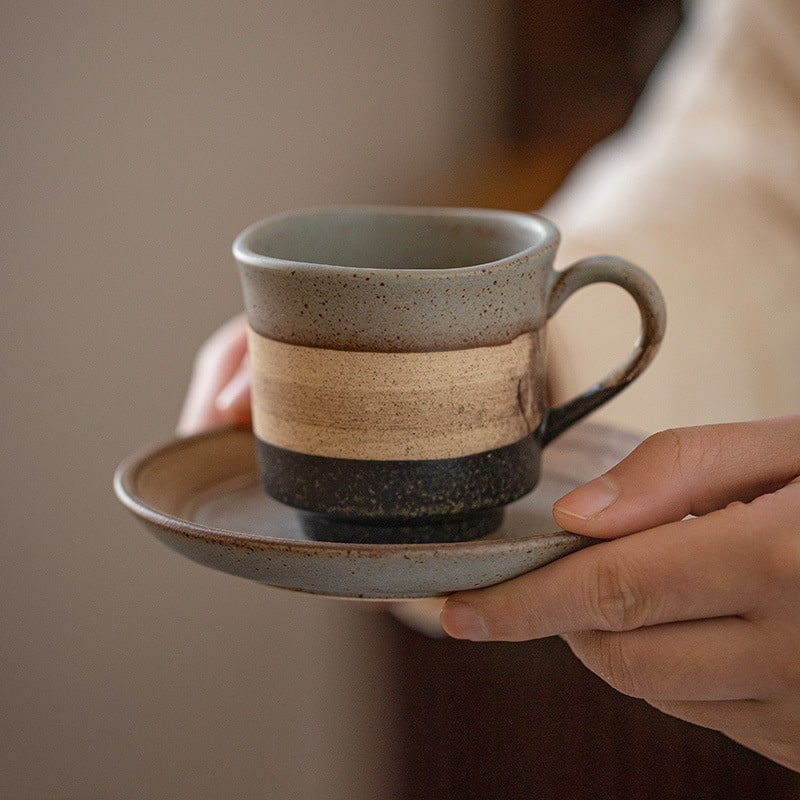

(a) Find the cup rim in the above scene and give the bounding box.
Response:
[231,205,559,274]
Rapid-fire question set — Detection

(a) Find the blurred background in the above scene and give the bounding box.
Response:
[0,1,729,797]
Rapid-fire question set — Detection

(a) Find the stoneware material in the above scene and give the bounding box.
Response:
[113,421,643,599]
[233,206,666,544]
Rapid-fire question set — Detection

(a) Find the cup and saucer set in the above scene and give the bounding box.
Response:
[115,206,665,599]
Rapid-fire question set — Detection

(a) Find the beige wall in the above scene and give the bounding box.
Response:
[0,2,505,796]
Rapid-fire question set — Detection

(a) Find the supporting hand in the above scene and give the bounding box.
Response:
[441,416,800,772]
[177,315,252,434]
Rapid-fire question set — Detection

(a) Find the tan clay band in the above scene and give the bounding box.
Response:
[247,327,543,461]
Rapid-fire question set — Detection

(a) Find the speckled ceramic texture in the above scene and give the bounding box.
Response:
[233,207,666,544]
[256,436,538,543]
[113,422,644,599]
[235,208,559,351]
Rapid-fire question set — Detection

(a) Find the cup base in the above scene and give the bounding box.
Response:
[297,507,505,544]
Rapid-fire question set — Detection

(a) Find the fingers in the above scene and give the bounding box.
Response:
[440,506,759,642]
[562,617,767,702]
[177,314,252,434]
[440,489,800,769]
[441,478,800,642]
[552,416,800,537]
[440,418,800,772]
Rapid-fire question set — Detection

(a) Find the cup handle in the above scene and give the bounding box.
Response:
[539,255,667,446]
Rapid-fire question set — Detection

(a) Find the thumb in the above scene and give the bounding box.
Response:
[552,416,800,538]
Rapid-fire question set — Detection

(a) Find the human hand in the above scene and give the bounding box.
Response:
[177,314,252,435]
[440,416,800,772]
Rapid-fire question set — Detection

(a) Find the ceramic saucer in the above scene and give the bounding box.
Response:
[113,422,641,599]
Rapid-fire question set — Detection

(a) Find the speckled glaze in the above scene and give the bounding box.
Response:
[235,207,559,352]
[233,207,666,544]
[113,422,645,599]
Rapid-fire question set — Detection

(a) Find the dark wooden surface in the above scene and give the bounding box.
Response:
[386,617,800,799]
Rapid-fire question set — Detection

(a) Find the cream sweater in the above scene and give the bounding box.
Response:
[544,0,800,433]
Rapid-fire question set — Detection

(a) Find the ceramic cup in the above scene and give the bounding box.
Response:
[233,206,666,544]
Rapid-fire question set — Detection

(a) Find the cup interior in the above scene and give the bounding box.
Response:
[242,208,547,270]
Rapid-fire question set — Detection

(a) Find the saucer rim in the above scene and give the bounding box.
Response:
[113,421,643,598]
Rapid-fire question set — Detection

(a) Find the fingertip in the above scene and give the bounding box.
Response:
[553,474,620,525]
[175,407,221,437]
[439,598,490,641]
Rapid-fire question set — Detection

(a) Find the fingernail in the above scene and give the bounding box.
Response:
[216,370,250,412]
[553,474,620,521]
[440,600,490,640]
